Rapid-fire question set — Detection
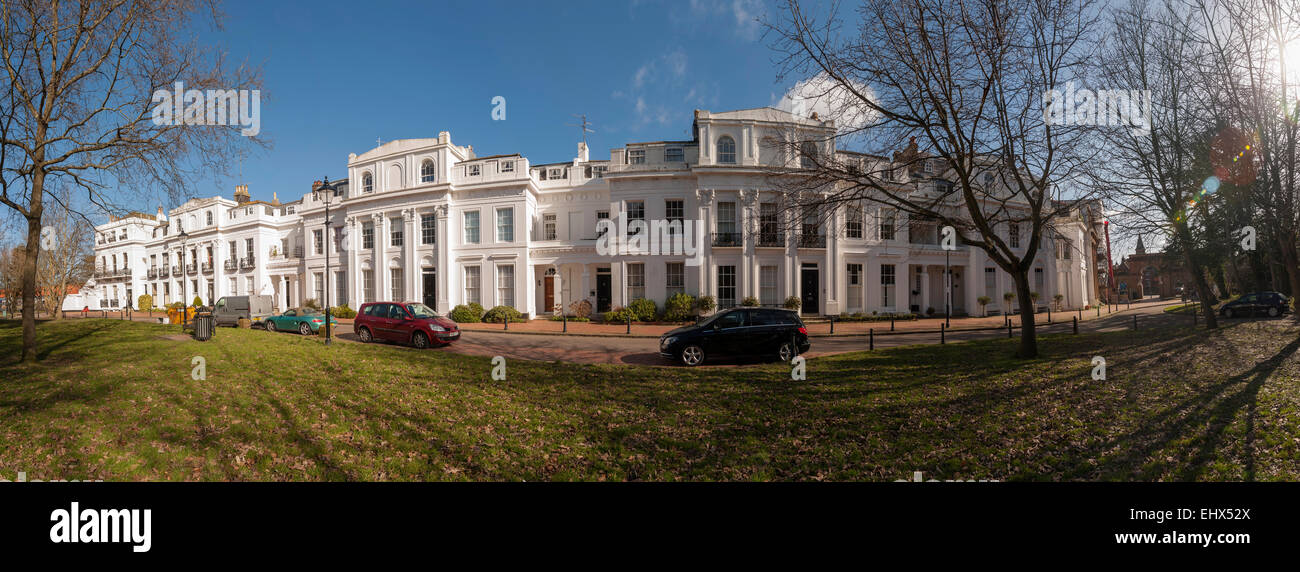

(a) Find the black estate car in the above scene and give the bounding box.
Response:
[1219,291,1291,318]
[659,307,812,366]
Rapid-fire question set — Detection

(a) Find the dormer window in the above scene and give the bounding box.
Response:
[500,161,514,173]
[468,164,481,176]
[362,172,374,193]
[548,167,564,179]
[665,147,683,162]
[628,149,645,165]
[421,159,436,183]
[717,136,736,164]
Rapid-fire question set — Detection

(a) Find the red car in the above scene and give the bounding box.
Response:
[354,301,460,348]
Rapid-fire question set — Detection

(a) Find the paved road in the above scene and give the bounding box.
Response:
[318,301,1192,367]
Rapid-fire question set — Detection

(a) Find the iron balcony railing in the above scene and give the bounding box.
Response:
[798,234,827,248]
[186,263,198,274]
[201,262,213,273]
[147,268,158,279]
[172,265,182,275]
[757,232,784,247]
[240,256,255,269]
[224,259,237,271]
[711,232,742,247]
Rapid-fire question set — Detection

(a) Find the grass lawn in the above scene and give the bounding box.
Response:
[1,317,1298,481]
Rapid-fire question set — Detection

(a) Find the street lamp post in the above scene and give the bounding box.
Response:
[319,177,335,346]
[179,229,189,329]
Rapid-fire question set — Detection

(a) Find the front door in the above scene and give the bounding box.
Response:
[596,274,612,313]
[422,270,437,310]
[544,276,555,313]
[800,267,819,315]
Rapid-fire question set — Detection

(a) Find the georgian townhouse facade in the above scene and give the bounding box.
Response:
[91,107,1100,317]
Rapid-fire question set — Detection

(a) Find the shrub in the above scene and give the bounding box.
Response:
[192,296,204,308]
[469,302,485,317]
[482,305,525,323]
[662,293,696,322]
[548,314,590,322]
[628,298,658,322]
[604,306,634,323]
[449,304,481,323]
[783,296,801,311]
[741,296,759,307]
[303,298,320,310]
[696,295,717,315]
[568,299,593,319]
[328,304,357,319]
[137,294,153,311]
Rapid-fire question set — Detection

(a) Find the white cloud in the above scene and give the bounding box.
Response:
[777,72,877,133]
[731,0,762,40]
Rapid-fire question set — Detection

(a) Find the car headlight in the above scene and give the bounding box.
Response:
[430,325,446,332]
[662,336,677,347]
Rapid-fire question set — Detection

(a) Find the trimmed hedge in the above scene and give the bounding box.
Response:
[449,304,482,323]
[482,305,526,323]
[328,304,357,319]
[662,293,696,322]
[628,298,658,322]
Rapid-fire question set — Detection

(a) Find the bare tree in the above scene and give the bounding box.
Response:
[765,0,1101,358]
[1088,0,1226,327]
[36,191,92,317]
[1190,0,1300,299]
[0,245,24,318]
[0,0,263,362]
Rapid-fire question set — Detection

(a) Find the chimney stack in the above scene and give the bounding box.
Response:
[234,184,251,204]
[578,141,589,162]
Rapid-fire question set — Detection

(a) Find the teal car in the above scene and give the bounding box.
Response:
[263,308,338,335]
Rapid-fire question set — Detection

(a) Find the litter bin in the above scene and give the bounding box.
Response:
[193,310,215,341]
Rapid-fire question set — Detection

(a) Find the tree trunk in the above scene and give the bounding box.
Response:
[20,212,40,362]
[1013,269,1038,359]
[1275,230,1300,299]
[1185,249,1218,329]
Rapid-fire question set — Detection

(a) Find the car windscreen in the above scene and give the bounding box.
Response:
[406,303,440,319]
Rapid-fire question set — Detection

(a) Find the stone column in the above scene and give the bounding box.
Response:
[436,204,450,312]
[403,208,417,301]
[372,213,387,302]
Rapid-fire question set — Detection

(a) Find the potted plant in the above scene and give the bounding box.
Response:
[1002,291,1016,314]
[977,295,991,317]
[1053,293,1064,311]
[1029,291,1040,312]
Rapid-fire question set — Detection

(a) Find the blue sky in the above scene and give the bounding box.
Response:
[185,0,794,206]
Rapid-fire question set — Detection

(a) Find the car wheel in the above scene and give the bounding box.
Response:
[778,341,798,362]
[680,344,705,367]
[299,322,312,335]
[1223,308,1233,318]
[1268,306,1280,317]
[358,326,373,343]
[266,320,277,332]
[412,331,429,349]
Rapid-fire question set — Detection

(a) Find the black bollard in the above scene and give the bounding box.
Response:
[1073,316,1078,334]
[869,328,874,350]
[562,313,567,333]
[1007,319,1012,338]
[1133,315,1137,330]
[891,317,895,331]
[941,323,946,344]
[830,316,835,335]
[626,315,631,335]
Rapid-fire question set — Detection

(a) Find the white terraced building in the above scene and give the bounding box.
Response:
[90,107,1103,317]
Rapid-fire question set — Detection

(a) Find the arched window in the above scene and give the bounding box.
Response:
[363,172,374,193]
[421,159,436,183]
[800,142,817,168]
[717,136,737,164]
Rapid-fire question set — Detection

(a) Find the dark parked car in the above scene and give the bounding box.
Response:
[659,307,811,366]
[1219,291,1291,318]
[354,302,460,348]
